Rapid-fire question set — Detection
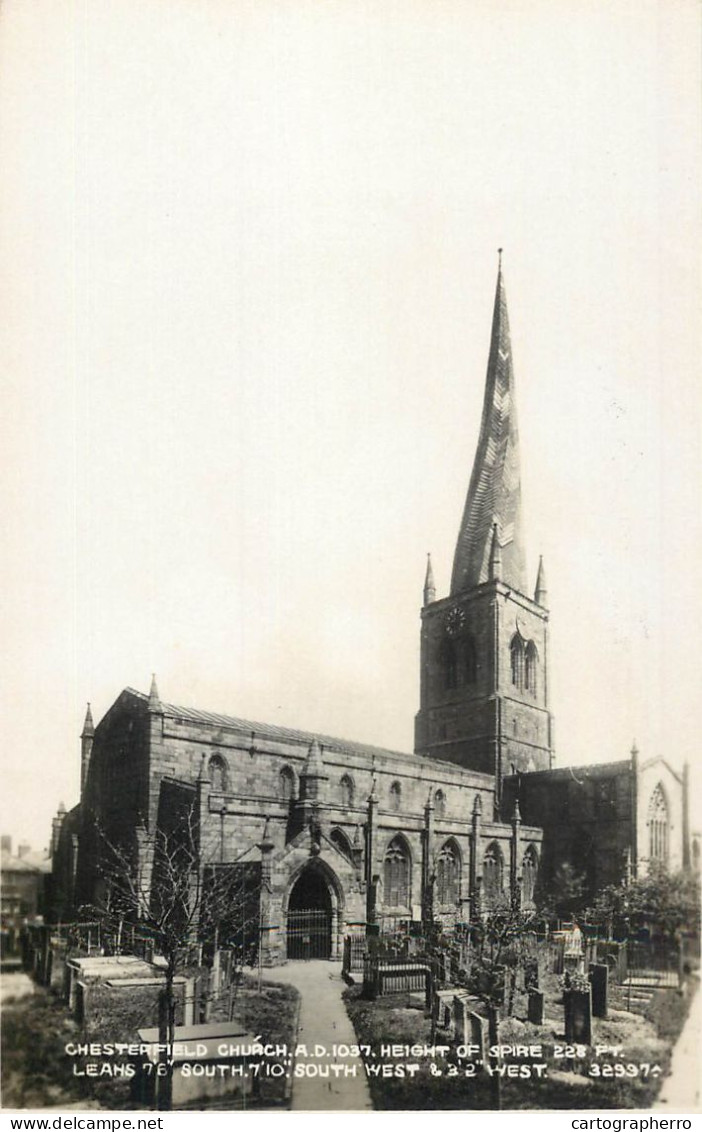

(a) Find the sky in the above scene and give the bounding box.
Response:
[1,0,700,854]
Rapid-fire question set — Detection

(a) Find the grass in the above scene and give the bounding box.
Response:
[342,971,698,1111]
[2,986,103,1110]
[1,969,299,1111]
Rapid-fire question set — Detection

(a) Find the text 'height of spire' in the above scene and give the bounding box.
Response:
[451,253,526,596]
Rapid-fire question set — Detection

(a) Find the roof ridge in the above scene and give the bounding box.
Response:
[118,687,494,782]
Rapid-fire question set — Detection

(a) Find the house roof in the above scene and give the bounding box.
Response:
[505,759,632,784]
[1,849,51,874]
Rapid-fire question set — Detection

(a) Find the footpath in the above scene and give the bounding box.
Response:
[267,960,373,1111]
[654,984,700,1113]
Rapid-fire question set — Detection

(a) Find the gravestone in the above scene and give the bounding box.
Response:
[468,1011,488,1061]
[589,963,608,1019]
[527,990,544,1025]
[523,958,539,992]
[433,987,456,1031]
[564,989,592,1044]
[453,994,470,1043]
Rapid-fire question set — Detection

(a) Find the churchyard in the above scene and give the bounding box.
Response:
[4,876,698,1112]
[1,952,299,1111]
[342,920,698,1111]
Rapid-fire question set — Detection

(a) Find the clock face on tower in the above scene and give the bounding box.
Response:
[444,606,466,637]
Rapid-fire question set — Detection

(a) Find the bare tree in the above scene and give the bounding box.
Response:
[460,898,540,1110]
[84,802,261,1110]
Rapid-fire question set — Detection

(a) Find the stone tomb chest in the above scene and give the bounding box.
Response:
[136,1021,258,1109]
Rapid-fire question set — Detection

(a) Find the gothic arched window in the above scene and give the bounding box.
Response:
[510,636,524,689]
[330,827,353,861]
[434,789,446,817]
[524,642,538,694]
[389,781,402,811]
[279,766,296,803]
[521,845,539,905]
[208,755,228,792]
[436,840,460,906]
[339,774,354,808]
[383,836,411,908]
[483,842,504,902]
[648,783,669,864]
[442,640,458,690]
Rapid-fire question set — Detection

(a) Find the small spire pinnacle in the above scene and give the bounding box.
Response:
[259,815,274,852]
[302,738,326,779]
[488,523,502,580]
[368,773,378,803]
[148,673,162,714]
[423,553,436,605]
[81,702,94,737]
[498,247,503,269]
[534,555,548,605]
[197,752,210,782]
[512,797,522,824]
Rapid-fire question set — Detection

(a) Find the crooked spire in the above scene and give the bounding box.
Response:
[451,253,527,596]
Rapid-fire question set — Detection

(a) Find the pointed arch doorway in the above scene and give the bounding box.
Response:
[286,865,333,959]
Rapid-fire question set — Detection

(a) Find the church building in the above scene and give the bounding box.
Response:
[50,259,691,961]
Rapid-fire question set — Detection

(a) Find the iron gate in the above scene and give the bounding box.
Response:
[287,908,331,959]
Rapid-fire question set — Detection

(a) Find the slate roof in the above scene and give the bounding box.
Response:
[505,759,632,783]
[124,688,490,782]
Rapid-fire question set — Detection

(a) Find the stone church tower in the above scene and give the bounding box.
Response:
[415,254,554,811]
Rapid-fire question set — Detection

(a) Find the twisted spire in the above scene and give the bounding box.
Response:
[451,254,527,595]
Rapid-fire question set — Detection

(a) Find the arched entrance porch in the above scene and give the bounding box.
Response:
[285,861,341,960]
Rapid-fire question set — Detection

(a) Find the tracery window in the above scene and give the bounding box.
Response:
[648,783,669,863]
[510,636,524,689]
[436,840,460,905]
[524,642,538,694]
[383,836,411,907]
[483,842,504,902]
